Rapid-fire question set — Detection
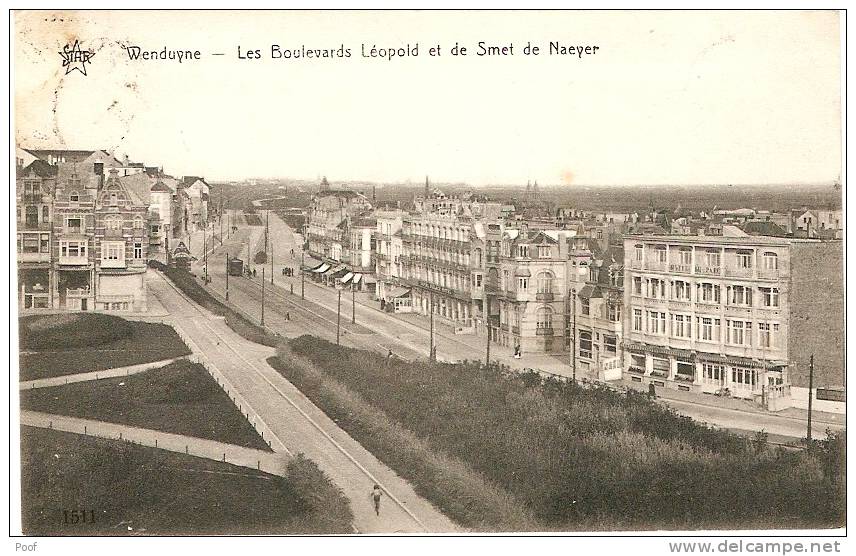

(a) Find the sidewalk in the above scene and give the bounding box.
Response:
[19,357,185,390]
[21,410,288,477]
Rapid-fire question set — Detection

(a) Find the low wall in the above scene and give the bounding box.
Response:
[789,386,846,414]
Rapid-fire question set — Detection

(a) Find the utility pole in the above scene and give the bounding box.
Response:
[270,214,275,285]
[301,251,305,299]
[219,198,223,246]
[203,225,208,284]
[807,354,814,444]
[351,282,356,324]
[429,293,435,361]
[265,209,270,255]
[261,267,265,326]
[225,252,230,301]
[336,288,342,345]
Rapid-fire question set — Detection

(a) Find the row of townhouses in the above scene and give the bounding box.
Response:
[16,147,212,312]
[304,178,843,408]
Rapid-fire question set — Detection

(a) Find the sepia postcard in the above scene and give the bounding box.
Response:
[8,7,847,551]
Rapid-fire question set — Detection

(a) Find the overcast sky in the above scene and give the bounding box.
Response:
[14,10,841,186]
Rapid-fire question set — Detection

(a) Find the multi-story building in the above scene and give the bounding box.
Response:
[400,213,478,329]
[374,210,408,308]
[16,160,57,309]
[181,176,211,230]
[622,234,843,409]
[493,225,576,353]
[571,242,625,380]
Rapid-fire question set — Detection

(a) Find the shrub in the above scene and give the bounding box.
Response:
[254,251,268,264]
[283,335,846,530]
[20,313,133,351]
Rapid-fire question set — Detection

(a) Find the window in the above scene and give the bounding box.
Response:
[676,359,694,378]
[673,280,691,300]
[25,206,38,227]
[134,217,144,229]
[699,283,721,303]
[727,320,751,346]
[474,274,482,288]
[762,252,778,270]
[517,277,529,291]
[630,354,646,370]
[41,206,49,223]
[133,242,143,259]
[502,270,509,291]
[760,287,779,307]
[634,245,643,261]
[737,251,753,269]
[581,297,590,315]
[679,249,692,265]
[633,276,642,295]
[604,335,617,355]
[69,191,79,202]
[102,241,125,262]
[648,311,666,334]
[672,314,691,338]
[633,309,643,332]
[517,244,529,258]
[66,216,82,232]
[702,363,725,384]
[732,368,757,388]
[105,216,122,230]
[607,303,621,323]
[648,278,666,299]
[579,330,592,359]
[652,357,669,376]
[61,240,87,258]
[22,234,39,253]
[40,234,49,253]
[537,307,553,330]
[538,245,551,259]
[706,250,721,268]
[698,316,720,342]
[730,285,753,306]
[537,272,554,293]
[758,322,779,348]
[110,193,118,206]
[655,246,667,263]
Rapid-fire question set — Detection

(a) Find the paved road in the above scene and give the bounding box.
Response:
[221,211,846,441]
[19,357,185,390]
[148,271,459,534]
[21,410,286,476]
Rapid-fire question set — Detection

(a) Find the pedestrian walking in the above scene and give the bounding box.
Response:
[387,349,393,365]
[286,312,291,321]
[371,484,383,516]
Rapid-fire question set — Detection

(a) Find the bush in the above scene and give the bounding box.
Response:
[20,313,133,351]
[282,335,846,530]
[254,251,268,264]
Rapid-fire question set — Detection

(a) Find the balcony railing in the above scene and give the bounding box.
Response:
[757,269,780,280]
[669,263,692,274]
[104,228,124,238]
[18,251,50,263]
[535,291,554,302]
[724,267,754,278]
[101,258,127,269]
[59,255,89,265]
[62,226,84,236]
[646,261,667,271]
[536,326,554,336]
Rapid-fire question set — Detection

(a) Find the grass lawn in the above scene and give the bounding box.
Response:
[19,314,191,381]
[20,426,353,535]
[21,360,272,452]
[273,336,846,531]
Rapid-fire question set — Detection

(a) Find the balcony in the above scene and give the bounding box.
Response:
[18,251,50,263]
[757,269,780,281]
[104,228,124,239]
[724,267,754,279]
[694,265,721,276]
[535,327,554,336]
[101,258,127,269]
[59,254,89,266]
[646,261,667,271]
[535,291,555,302]
[62,226,85,236]
[629,260,644,270]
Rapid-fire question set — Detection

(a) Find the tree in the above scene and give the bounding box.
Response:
[254,251,267,264]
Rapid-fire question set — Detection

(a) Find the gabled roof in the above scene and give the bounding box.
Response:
[182,175,207,187]
[151,179,171,192]
[18,159,58,178]
[740,221,788,237]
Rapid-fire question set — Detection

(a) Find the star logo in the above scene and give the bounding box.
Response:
[59,40,95,76]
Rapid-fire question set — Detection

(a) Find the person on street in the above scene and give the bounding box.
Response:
[371,484,383,516]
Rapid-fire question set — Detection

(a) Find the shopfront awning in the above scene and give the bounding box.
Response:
[386,286,411,299]
[326,264,346,276]
[352,273,362,284]
[340,271,354,284]
[302,256,322,271]
[313,263,331,273]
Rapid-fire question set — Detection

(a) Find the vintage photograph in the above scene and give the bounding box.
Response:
[11,9,845,538]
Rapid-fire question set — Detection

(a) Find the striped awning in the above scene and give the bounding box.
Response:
[313,263,331,273]
[386,286,411,299]
[352,273,363,284]
[326,264,346,275]
[340,271,354,284]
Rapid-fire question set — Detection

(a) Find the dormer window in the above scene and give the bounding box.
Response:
[69,191,79,202]
[110,193,118,206]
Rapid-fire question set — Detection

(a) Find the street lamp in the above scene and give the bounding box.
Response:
[336,283,343,345]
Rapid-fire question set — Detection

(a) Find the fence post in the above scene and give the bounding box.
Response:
[257,460,260,470]
[185,445,189,454]
[223,453,226,462]
[84,426,87,435]
[155,439,158,448]
[119,432,122,440]
[49,421,52,429]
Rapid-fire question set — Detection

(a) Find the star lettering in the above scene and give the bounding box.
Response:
[59,40,95,76]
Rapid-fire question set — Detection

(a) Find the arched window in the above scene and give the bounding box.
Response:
[41,206,49,222]
[762,251,778,271]
[110,193,118,206]
[105,215,121,230]
[133,216,144,229]
[537,271,554,293]
[473,248,482,266]
[537,306,553,329]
